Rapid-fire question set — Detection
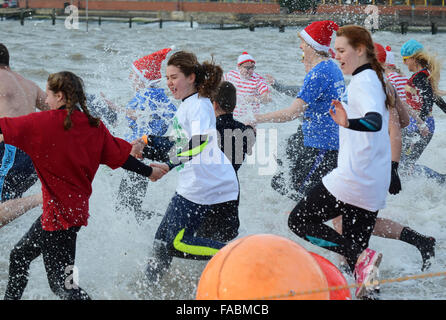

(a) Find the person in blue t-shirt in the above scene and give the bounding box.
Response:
[115,48,177,220]
[252,21,344,202]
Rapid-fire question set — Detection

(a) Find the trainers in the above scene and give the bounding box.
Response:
[354,249,382,299]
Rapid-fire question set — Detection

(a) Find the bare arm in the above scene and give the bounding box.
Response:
[254,98,307,124]
[388,107,402,162]
[35,86,49,111]
[0,194,42,229]
[392,88,410,129]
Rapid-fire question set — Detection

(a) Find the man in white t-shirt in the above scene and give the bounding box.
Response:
[224,52,271,119]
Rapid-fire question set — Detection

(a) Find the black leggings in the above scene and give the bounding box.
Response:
[4,217,90,300]
[288,182,378,272]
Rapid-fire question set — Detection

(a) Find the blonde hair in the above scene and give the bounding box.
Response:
[298,35,330,58]
[412,51,441,95]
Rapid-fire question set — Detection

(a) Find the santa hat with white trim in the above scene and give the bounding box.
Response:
[237,52,255,66]
[131,47,172,84]
[385,45,396,67]
[299,20,339,53]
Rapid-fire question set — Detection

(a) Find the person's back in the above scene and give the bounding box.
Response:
[1,100,131,231]
[0,70,46,117]
[0,43,47,202]
[0,44,47,117]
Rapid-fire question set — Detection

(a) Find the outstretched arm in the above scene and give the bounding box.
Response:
[0,194,42,229]
[254,98,307,124]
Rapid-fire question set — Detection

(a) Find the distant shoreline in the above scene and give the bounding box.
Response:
[2,3,446,32]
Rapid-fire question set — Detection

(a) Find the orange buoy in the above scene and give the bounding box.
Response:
[309,252,351,300]
[196,234,329,300]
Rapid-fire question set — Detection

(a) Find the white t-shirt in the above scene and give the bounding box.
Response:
[322,69,391,212]
[171,93,239,205]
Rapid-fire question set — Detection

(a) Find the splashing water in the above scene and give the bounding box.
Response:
[0,19,445,300]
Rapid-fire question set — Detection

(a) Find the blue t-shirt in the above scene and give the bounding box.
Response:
[297,60,345,150]
[125,87,177,142]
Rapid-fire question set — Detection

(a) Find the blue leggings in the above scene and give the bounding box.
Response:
[146,193,238,281]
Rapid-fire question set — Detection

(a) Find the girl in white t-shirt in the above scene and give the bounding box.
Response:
[144,51,239,282]
[288,26,391,299]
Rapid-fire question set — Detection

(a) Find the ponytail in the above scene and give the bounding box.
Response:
[47,71,100,130]
[195,58,223,99]
[168,51,222,99]
[370,57,392,109]
[412,51,441,95]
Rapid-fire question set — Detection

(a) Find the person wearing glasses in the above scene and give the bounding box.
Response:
[223,52,271,120]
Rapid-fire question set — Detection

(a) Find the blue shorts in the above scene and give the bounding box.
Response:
[406,116,435,134]
[0,143,38,202]
[155,193,239,260]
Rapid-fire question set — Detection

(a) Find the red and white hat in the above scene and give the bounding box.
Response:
[385,45,395,67]
[299,20,339,53]
[237,52,255,66]
[132,47,172,83]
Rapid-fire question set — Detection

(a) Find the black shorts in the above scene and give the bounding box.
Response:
[288,182,378,270]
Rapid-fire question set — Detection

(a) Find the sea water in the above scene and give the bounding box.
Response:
[0,18,445,300]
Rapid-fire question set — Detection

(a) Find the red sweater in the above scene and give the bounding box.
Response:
[0,109,131,231]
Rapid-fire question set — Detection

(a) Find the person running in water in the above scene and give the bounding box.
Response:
[133,51,240,283]
[288,25,392,299]
[251,21,345,203]
[0,43,48,202]
[224,52,271,121]
[399,39,446,174]
[196,81,256,242]
[354,43,436,272]
[115,48,177,220]
[1,71,165,300]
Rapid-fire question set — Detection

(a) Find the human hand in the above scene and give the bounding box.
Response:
[264,74,276,86]
[329,100,349,128]
[418,123,430,137]
[149,163,169,182]
[389,161,402,195]
[130,138,145,159]
[0,134,3,143]
[125,109,137,121]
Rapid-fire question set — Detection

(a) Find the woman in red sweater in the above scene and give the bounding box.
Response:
[0,71,165,300]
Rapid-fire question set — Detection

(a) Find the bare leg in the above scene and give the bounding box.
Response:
[0,194,42,229]
[334,216,435,271]
[372,217,404,239]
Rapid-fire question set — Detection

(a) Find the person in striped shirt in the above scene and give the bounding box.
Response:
[223,52,271,120]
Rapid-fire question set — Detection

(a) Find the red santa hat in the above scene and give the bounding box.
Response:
[237,52,255,66]
[385,45,395,67]
[299,20,339,53]
[374,43,387,64]
[132,47,172,83]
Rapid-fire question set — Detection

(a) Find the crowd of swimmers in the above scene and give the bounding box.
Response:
[0,19,444,300]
